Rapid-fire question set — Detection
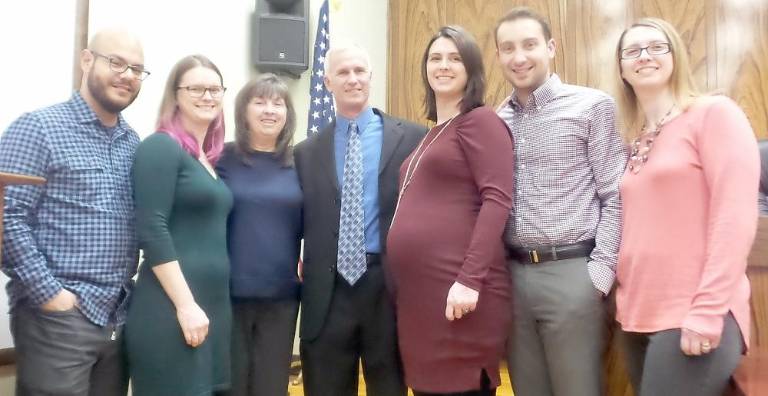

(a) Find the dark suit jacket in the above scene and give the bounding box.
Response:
[294,108,426,341]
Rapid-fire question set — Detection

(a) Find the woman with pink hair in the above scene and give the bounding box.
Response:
[125,54,233,395]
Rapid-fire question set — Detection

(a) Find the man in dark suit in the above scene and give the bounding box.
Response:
[295,43,426,396]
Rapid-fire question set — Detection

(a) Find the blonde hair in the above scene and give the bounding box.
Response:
[614,18,699,142]
[323,42,372,76]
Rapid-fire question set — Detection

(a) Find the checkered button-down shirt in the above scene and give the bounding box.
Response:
[497,74,627,294]
[0,92,140,326]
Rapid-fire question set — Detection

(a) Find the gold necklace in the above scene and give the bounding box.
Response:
[391,115,456,223]
[251,145,276,152]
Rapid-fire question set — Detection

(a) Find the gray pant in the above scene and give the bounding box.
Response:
[11,304,127,396]
[619,313,743,396]
[506,257,606,396]
[227,298,299,396]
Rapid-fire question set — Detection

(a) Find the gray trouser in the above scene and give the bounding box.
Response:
[506,257,606,396]
[11,304,127,396]
[227,298,299,396]
[619,313,743,396]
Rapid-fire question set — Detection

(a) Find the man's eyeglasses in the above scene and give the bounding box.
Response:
[177,86,227,99]
[91,51,150,80]
[620,43,671,60]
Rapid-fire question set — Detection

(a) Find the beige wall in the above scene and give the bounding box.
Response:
[0,0,79,354]
[89,0,390,143]
[0,1,390,390]
[88,0,390,358]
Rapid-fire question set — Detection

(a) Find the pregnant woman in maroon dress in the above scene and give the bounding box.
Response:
[387,26,515,396]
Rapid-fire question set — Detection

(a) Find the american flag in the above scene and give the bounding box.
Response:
[306,0,334,136]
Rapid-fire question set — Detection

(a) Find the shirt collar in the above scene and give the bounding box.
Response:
[71,91,128,130]
[335,106,375,135]
[509,73,563,110]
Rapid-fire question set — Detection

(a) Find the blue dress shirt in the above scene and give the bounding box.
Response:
[334,107,382,253]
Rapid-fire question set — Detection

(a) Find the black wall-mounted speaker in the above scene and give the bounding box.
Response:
[252,0,309,78]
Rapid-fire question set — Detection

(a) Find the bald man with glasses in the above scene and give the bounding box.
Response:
[0,29,147,396]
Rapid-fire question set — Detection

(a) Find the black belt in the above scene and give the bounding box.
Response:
[366,253,381,266]
[507,239,595,264]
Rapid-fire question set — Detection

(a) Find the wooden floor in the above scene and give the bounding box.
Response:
[0,363,515,396]
[287,363,514,396]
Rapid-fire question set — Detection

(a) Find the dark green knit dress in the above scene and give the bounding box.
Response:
[125,133,233,396]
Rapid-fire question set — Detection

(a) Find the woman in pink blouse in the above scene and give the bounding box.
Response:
[614,17,759,396]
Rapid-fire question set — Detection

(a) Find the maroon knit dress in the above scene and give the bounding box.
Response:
[387,106,514,393]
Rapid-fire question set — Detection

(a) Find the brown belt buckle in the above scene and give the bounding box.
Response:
[528,250,540,264]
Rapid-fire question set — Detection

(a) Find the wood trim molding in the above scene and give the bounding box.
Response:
[0,348,15,366]
[72,0,89,90]
[0,2,85,369]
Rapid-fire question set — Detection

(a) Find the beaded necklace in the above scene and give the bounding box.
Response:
[628,105,676,174]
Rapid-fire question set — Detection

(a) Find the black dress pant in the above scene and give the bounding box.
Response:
[300,265,406,396]
[227,298,299,396]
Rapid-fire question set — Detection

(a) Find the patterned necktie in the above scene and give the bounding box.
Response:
[337,121,367,285]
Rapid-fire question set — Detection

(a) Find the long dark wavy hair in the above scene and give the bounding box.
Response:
[421,25,486,122]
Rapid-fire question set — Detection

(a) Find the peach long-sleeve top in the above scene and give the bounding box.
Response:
[616,96,759,349]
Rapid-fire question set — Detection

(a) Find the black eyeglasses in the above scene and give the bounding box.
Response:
[177,86,227,99]
[91,51,150,80]
[620,43,671,60]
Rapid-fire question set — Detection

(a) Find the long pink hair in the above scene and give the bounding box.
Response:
[156,55,225,164]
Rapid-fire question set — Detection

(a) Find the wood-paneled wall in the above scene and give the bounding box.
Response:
[387,2,768,395]
[387,0,768,138]
[748,217,768,353]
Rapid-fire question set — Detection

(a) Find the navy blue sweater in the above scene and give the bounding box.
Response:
[216,144,302,300]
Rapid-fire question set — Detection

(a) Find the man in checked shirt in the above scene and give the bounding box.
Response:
[0,29,146,396]
[494,8,627,396]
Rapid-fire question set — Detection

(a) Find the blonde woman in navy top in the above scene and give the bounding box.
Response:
[216,73,302,396]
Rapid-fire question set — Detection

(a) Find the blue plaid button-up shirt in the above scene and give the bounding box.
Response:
[0,92,140,327]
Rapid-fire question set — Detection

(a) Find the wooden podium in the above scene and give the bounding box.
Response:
[0,172,45,365]
[728,216,768,395]
[604,216,768,396]
[0,172,46,263]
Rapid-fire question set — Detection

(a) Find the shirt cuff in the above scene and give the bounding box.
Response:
[587,260,615,295]
[26,275,64,306]
[455,273,482,293]
[681,312,726,346]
